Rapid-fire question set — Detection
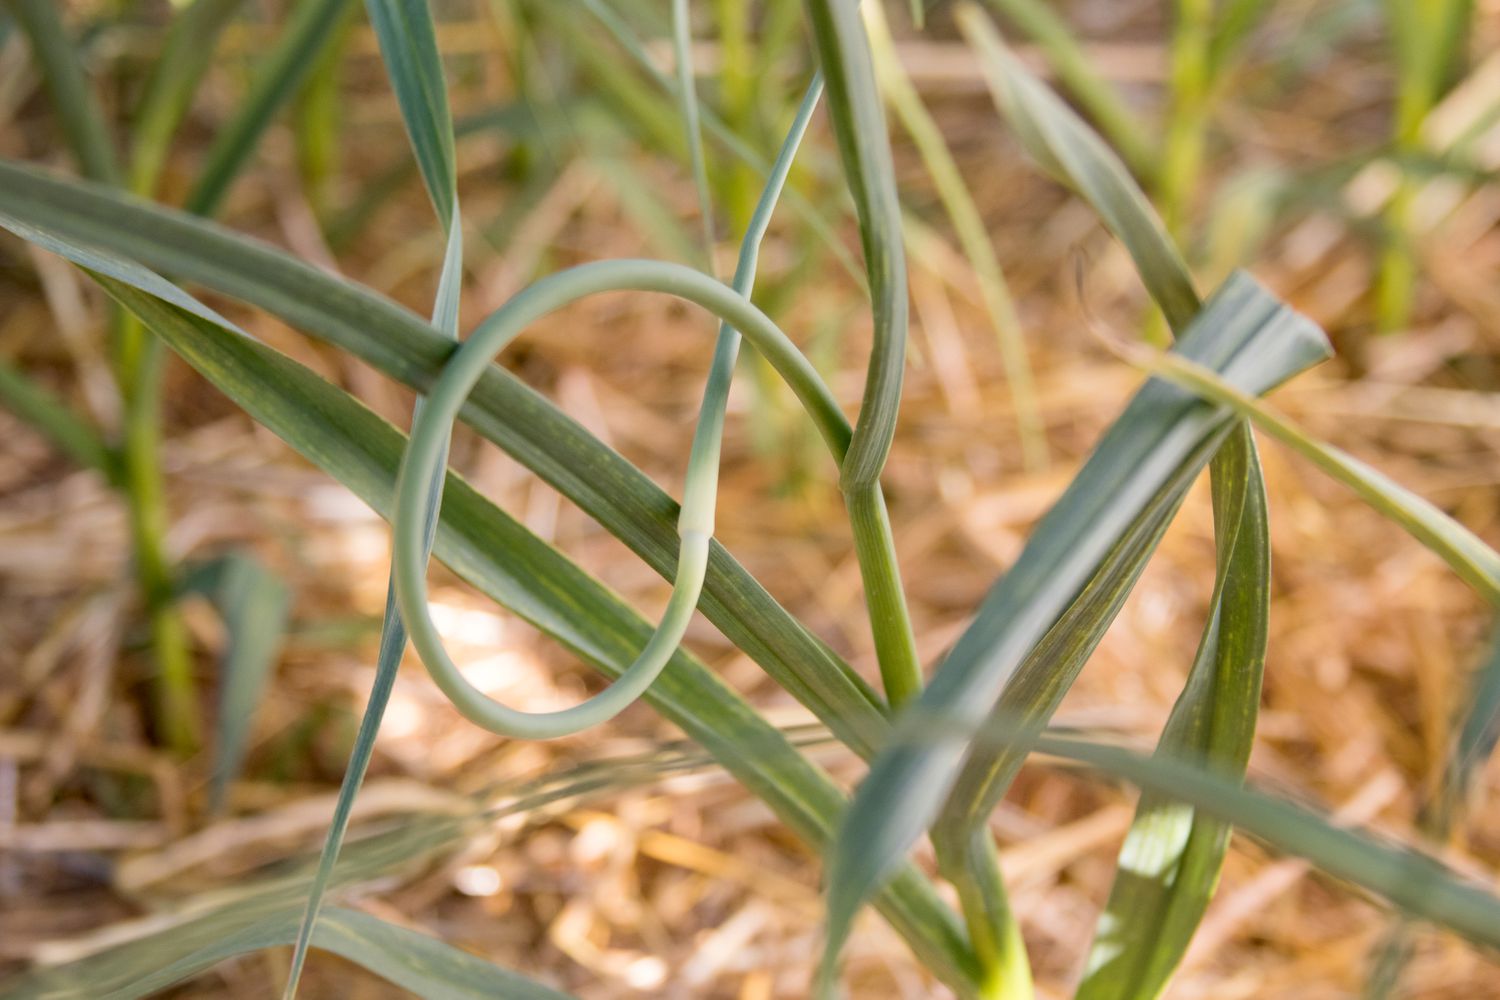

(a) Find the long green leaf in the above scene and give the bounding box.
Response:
[187,0,355,217]
[362,0,457,227]
[1076,426,1268,1000]
[0,356,113,474]
[982,0,1155,180]
[288,0,462,991]
[1137,350,1500,604]
[894,714,1500,956]
[0,237,978,991]
[1367,630,1500,999]
[0,159,898,775]
[930,446,1191,852]
[0,164,980,978]
[1,904,574,1000]
[128,0,248,194]
[1028,732,1500,953]
[1449,634,1500,814]
[820,271,1330,986]
[0,730,844,999]
[4,0,117,183]
[948,19,1290,998]
[180,552,291,814]
[956,4,1199,331]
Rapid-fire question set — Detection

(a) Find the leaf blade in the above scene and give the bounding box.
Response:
[1076,426,1269,1000]
[821,272,1330,983]
[0,158,897,777]
[956,5,1200,330]
[68,269,980,994]
[181,553,292,814]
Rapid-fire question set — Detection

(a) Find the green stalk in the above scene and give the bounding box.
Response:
[945,837,1032,1000]
[800,0,922,709]
[1160,0,1213,240]
[672,0,716,265]
[117,332,198,750]
[118,0,271,754]
[845,484,923,708]
[803,2,1020,992]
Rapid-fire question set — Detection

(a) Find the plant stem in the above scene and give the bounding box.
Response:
[845,484,923,708]
[1160,0,1212,240]
[943,837,1033,1000]
[115,322,198,751]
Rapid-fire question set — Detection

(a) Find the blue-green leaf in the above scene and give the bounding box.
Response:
[181,553,292,814]
[820,272,1329,987]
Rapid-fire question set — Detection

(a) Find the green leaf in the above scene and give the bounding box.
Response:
[0,166,980,978]
[1449,633,1500,811]
[1026,732,1500,954]
[0,355,113,475]
[820,272,1329,986]
[980,0,1155,181]
[181,553,292,814]
[0,901,572,1000]
[931,446,1189,849]
[1135,349,1500,605]
[0,223,979,990]
[944,22,1290,999]
[128,0,249,195]
[0,157,895,784]
[4,0,118,184]
[363,0,457,227]
[0,732,834,999]
[187,0,355,217]
[1076,426,1268,1000]
[956,4,1200,331]
[288,0,461,986]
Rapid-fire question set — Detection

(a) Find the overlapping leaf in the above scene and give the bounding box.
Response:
[0,189,985,989]
[1075,426,1267,1000]
[286,0,462,990]
[0,160,895,762]
[820,272,1330,987]
[944,15,1302,998]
